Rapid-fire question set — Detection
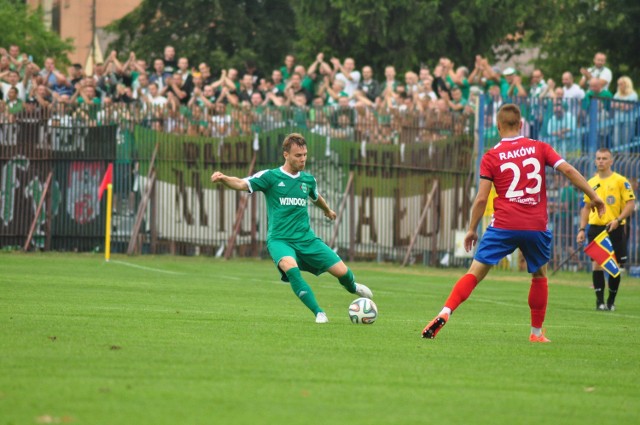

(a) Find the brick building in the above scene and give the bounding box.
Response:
[27,0,141,69]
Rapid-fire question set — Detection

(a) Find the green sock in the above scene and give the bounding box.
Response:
[338,268,357,293]
[286,267,322,315]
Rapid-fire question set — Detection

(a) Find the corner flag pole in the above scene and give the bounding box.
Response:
[105,183,113,262]
[98,163,114,262]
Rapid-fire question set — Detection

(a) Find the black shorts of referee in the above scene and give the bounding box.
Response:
[587,224,628,266]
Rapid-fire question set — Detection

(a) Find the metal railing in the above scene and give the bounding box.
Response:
[1,98,638,272]
[478,95,640,272]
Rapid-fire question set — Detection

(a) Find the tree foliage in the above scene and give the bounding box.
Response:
[291,0,531,73]
[107,0,296,72]
[527,0,640,84]
[106,0,639,85]
[0,1,74,66]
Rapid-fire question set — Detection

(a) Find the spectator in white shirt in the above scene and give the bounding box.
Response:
[331,57,361,100]
[146,82,167,106]
[561,72,585,100]
[0,69,28,101]
[579,52,612,91]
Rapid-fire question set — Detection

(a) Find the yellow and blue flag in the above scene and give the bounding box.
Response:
[584,230,620,277]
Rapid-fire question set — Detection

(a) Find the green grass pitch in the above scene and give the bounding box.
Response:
[1,253,639,424]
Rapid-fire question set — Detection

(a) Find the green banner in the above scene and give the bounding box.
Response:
[132,126,472,197]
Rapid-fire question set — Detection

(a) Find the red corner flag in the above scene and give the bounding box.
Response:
[98,163,113,201]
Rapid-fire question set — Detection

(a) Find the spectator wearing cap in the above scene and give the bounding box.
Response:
[503,67,526,98]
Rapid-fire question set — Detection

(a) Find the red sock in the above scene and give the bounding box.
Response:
[444,274,479,312]
[529,277,548,328]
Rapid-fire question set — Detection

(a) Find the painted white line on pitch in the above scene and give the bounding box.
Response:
[109,260,185,275]
[216,275,242,281]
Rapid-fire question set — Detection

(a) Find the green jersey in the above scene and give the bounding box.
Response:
[246,167,320,242]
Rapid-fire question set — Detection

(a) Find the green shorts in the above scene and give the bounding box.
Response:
[267,238,342,282]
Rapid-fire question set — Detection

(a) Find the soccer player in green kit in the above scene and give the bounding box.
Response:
[211,133,373,323]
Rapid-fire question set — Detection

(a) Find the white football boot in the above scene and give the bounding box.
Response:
[315,312,329,323]
[355,283,373,299]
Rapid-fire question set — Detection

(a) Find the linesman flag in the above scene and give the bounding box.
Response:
[584,230,620,277]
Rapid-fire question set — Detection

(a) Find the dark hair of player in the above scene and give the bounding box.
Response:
[282,133,307,153]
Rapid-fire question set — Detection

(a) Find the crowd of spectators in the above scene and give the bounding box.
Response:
[1,44,638,147]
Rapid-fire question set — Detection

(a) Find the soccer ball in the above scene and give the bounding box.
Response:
[348,297,378,324]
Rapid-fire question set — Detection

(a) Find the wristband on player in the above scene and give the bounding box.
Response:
[578,228,585,232]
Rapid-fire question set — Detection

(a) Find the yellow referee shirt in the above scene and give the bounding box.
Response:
[583,172,636,225]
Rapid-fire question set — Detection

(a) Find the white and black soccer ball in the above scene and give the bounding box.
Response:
[348,297,378,324]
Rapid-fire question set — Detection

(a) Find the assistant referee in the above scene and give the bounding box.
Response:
[577,148,636,311]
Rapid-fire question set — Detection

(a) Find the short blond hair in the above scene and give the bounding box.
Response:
[497,104,521,130]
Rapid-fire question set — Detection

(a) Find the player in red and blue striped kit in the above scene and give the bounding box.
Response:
[422,104,605,342]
